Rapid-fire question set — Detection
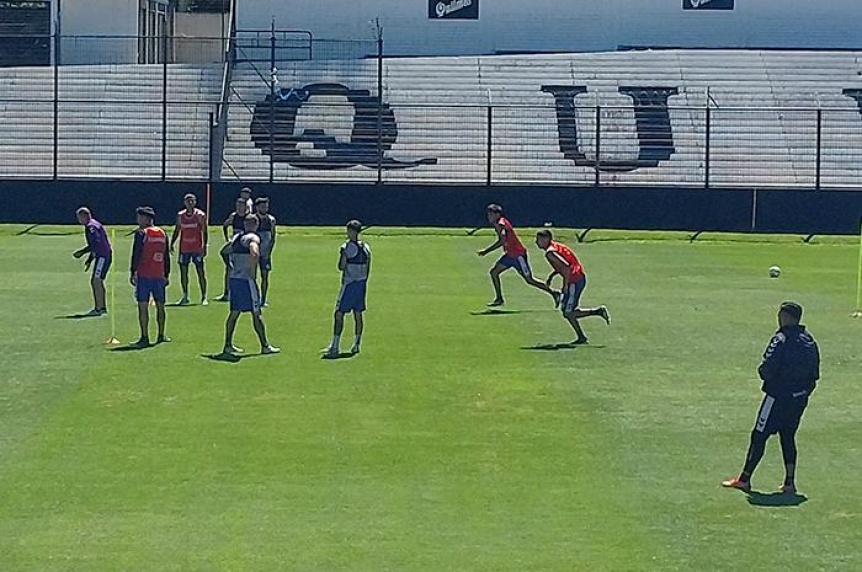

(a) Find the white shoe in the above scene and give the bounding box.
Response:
[262,345,281,355]
[201,298,209,306]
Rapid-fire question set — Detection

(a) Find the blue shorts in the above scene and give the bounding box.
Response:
[179,252,205,266]
[92,255,112,280]
[496,254,532,278]
[336,280,367,313]
[259,257,272,272]
[229,277,261,314]
[136,276,166,303]
[561,276,587,315]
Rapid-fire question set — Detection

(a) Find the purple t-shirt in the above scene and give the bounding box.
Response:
[85,219,112,258]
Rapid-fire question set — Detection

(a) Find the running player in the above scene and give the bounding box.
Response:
[216,198,250,302]
[130,206,171,347]
[220,214,280,355]
[322,220,371,358]
[72,207,112,316]
[477,204,559,307]
[535,229,609,345]
[254,197,277,308]
[170,193,208,306]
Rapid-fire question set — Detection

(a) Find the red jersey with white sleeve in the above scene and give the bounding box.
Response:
[131,226,170,279]
[547,241,585,284]
[178,208,206,254]
[497,216,527,257]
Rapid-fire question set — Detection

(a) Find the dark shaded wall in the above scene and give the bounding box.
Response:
[0,181,860,235]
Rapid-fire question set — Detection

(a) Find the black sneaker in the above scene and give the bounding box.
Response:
[487,298,505,307]
[598,305,611,325]
[570,337,589,346]
[130,338,150,348]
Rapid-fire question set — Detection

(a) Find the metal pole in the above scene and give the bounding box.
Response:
[705,107,711,189]
[269,19,275,184]
[815,109,822,191]
[486,105,493,186]
[52,32,59,180]
[161,30,168,181]
[594,105,601,186]
[208,111,215,184]
[376,35,383,186]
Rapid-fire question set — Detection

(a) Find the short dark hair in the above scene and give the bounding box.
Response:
[537,229,553,239]
[254,197,269,205]
[136,206,155,220]
[780,301,803,322]
[346,219,362,232]
[183,193,196,201]
[244,214,259,223]
[486,203,503,214]
[239,186,252,195]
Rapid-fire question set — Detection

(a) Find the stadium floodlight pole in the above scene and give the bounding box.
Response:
[853,218,862,318]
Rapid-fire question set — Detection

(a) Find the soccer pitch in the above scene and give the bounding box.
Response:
[0,225,859,571]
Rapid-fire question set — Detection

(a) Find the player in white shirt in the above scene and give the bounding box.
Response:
[323,220,371,358]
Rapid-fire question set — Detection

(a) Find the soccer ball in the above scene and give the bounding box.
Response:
[769,265,781,278]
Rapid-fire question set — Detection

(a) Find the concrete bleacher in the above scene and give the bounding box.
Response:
[0,64,221,179]
[222,50,862,188]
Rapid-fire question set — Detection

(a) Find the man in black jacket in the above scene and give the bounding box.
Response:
[723,302,820,494]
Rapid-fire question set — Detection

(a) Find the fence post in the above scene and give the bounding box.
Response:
[208,111,215,184]
[594,106,601,186]
[52,32,59,180]
[705,106,711,189]
[815,109,822,191]
[486,105,493,186]
[269,20,276,184]
[376,34,383,186]
[161,30,168,181]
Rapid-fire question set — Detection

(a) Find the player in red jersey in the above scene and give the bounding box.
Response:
[478,204,559,307]
[170,193,209,306]
[130,206,171,347]
[536,229,609,345]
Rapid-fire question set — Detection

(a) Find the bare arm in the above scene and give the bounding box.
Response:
[170,213,181,251]
[545,250,570,278]
[477,224,505,256]
[222,213,233,241]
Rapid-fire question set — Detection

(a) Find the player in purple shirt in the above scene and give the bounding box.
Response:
[73,207,113,316]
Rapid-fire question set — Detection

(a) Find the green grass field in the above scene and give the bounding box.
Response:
[0,225,860,571]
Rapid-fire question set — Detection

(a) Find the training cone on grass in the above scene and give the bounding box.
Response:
[105,336,121,345]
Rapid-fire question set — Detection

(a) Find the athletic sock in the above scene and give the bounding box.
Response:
[330,334,341,349]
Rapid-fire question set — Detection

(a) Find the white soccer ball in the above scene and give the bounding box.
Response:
[343,241,360,259]
[769,265,781,278]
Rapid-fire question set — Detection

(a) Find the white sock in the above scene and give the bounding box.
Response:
[330,334,341,349]
[353,335,362,347]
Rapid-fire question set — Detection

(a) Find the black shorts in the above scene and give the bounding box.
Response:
[753,394,808,436]
[92,255,112,280]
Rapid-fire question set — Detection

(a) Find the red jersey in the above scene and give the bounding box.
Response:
[547,241,585,284]
[178,208,206,253]
[135,226,169,279]
[497,216,527,257]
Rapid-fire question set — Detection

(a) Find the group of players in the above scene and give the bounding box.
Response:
[72,197,822,494]
[73,186,372,358]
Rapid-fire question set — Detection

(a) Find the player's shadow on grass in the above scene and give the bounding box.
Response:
[321,352,358,360]
[747,491,808,508]
[55,313,103,320]
[521,343,606,351]
[201,352,261,363]
[109,344,153,352]
[470,309,525,316]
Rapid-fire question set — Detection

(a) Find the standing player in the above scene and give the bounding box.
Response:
[220,214,280,355]
[254,197,277,308]
[216,198,250,302]
[722,302,820,494]
[170,193,208,306]
[478,204,559,307]
[322,220,371,358]
[130,206,170,347]
[535,229,610,345]
[72,207,112,316]
[239,186,254,213]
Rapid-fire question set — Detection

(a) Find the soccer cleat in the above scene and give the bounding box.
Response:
[262,345,281,355]
[156,335,171,344]
[552,291,562,309]
[261,301,270,308]
[222,344,244,355]
[321,346,339,359]
[178,296,190,306]
[721,477,751,492]
[201,298,209,306]
[487,298,505,307]
[350,345,361,355]
[130,338,150,349]
[98,308,108,315]
[570,337,589,346]
[780,483,797,494]
[84,309,103,317]
[598,305,611,325]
